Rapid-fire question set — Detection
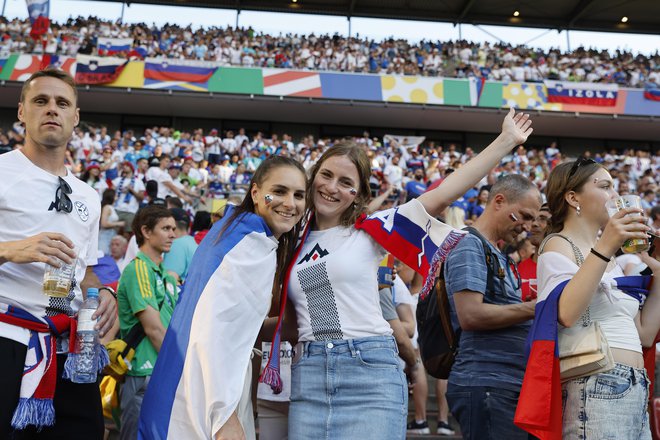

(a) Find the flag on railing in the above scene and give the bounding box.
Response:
[98,37,133,56]
[144,58,217,83]
[75,55,127,84]
[0,51,10,75]
[643,88,660,102]
[544,80,618,106]
[469,76,486,106]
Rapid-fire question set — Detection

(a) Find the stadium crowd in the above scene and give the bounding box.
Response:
[2,15,660,87]
[0,80,658,439]
[0,122,657,221]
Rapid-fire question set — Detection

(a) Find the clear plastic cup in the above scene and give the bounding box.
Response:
[605,195,649,254]
[43,246,78,297]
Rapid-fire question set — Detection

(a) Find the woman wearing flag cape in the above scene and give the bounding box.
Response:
[514,158,660,440]
[258,108,534,439]
[138,156,307,440]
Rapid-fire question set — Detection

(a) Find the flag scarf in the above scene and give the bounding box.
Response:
[138,207,279,440]
[97,37,133,56]
[643,89,660,102]
[144,58,217,83]
[354,198,466,300]
[514,275,651,440]
[0,304,75,429]
[545,80,618,106]
[75,55,127,85]
[260,199,466,393]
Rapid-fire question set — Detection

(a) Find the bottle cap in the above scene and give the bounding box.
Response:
[87,287,99,298]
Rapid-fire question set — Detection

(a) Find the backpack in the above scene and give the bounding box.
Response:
[416,226,503,379]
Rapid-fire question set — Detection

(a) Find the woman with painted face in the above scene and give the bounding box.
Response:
[515,158,660,440]
[138,156,307,440]
[263,109,534,439]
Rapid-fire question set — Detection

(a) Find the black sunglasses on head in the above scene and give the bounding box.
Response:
[48,177,73,213]
[568,156,597,179]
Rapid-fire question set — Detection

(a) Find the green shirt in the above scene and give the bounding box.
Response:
[117,251,179,376]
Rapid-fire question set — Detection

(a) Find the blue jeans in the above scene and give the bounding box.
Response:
[288,336,407,440]
[562,363,651,440]
[446,383,528,440]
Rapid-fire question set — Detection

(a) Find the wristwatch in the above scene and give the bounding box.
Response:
[99,286,117,301]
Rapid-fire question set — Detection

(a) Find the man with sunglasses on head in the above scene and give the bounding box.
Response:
[443,174,541,440]
[0,69,116,439]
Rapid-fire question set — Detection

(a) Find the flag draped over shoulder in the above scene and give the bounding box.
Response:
[138,207,278,440]
[514,275,652,440]
[354,198,466,299]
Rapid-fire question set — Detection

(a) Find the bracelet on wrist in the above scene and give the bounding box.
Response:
[99,286,117,301]
[590,248,611,263]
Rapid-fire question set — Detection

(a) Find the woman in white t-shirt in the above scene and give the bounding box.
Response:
[99,188,125,255]
[282,109,534,439]
[537,158,660,439]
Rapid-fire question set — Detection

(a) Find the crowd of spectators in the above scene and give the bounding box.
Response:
[0,121,657,228]
[1,115,657,437]
[2,15,660,87]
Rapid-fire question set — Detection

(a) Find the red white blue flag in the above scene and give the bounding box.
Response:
[97,37,133,56]
[644,89,660,102]
[514,275,651,440]
[25,0,49,24]
[144,58,217,83]
[545,80,618,106]
[139,207,278,439]
[75,55,127,84]
[26,0,49,42]
[354,198,466,298]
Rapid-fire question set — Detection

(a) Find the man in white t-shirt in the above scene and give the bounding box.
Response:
[112,161,145,228]
[149,155,192,203]
[0,69,116,438]
[384,154,404,190]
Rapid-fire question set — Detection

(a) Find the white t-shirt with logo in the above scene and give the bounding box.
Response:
[0,150,100,345]
[112,175,146,214]
[288,225,393,342]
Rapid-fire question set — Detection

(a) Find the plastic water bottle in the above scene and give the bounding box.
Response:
[71,287,100,383]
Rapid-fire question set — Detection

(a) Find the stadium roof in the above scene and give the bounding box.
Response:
[105,0,660,35]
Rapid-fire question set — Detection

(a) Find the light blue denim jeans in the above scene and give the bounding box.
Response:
[288,336,407,440]
[562,363,651,440]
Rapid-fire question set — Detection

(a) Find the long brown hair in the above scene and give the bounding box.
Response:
[307,141,371,227]
[545,160,604,234]
[219,155,306,287]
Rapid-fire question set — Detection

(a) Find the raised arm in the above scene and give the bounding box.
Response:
[417,108,532,217]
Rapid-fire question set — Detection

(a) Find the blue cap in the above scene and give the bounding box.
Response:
[87,287,99,298]
[464,189,478,200]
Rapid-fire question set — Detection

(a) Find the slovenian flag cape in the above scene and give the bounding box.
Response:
[514,274,651,440]
[260,198,467,392]
[355,199,467,298]
[138,207,279,439]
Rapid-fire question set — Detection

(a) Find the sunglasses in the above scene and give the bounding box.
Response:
[48,177,73,213]
[568,156,597,179]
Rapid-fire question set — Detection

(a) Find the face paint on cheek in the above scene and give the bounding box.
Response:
[349,188,357,196]
[264,194,274,205]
